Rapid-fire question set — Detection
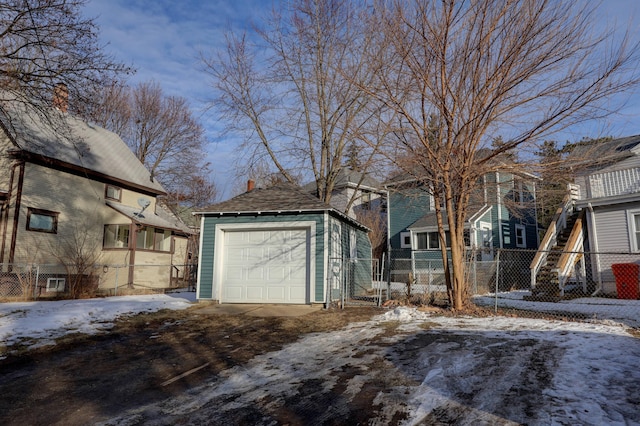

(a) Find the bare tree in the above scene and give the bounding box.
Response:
[356,206,386,261]
[50,223,103,299]
[204,0,384,206]
[89,81,217,210]
[0,0,128,120]
[370,0,640,310]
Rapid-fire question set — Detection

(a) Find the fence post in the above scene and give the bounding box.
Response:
[33,265,40,299]
[494,250,500,313]
[341,258,346,309]
[473,254,477,295]
[386,254,391,302]
[114,266,119,296]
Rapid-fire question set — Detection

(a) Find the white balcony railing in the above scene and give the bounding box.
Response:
[586,167,640,199]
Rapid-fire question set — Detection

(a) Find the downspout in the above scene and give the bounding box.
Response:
[8,161,25,265]
[0,162,20,264]
[587,203,603,296]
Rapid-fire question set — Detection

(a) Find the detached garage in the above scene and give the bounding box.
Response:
[195,182,372,305]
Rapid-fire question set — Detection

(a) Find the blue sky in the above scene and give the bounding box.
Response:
[83,0,640,199]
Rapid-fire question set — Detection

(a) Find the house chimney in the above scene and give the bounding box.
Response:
[53,83,68,113]
[247,179,255,192]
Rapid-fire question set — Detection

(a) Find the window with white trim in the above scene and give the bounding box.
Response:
[400,231,411,248]
[629,211,640,252]
[515,224,527,248]
[415,230,470,250]
[46,277,65,292]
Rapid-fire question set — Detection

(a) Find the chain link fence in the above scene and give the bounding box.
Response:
[336,249,640,327]
[0,263,198,301]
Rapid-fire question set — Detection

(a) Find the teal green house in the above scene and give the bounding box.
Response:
[386,169,539,262]
[195,182,372,305]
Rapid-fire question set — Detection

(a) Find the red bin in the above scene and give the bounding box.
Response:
[611,263,640,300]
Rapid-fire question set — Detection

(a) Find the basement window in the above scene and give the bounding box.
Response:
[46,277,65,292]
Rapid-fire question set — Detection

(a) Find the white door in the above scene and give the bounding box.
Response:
[222,229,308,303]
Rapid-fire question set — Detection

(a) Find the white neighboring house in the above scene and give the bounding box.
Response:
[0,93,192,297]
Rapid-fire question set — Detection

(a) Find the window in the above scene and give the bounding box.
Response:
[628,211,640,252]
[136,226,172,252]
[105,185,122,201]
[514,178,525,205]
[46,277,65,292]
[416,230,469,250]
[400,231,411,248]
[417,231,444,249]
[26,208,58,233]
[515,224,527,248]
[103,224,130,248]
[359,192,372,210]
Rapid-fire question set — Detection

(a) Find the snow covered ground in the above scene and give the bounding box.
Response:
[474,290,640,328]
[1,292,639,425]
[0,291,194,354]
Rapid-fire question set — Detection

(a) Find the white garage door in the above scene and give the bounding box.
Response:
[221,228,308,303]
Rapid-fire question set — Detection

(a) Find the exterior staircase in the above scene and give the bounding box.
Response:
[528,185,587,301]
[529,211,581,300]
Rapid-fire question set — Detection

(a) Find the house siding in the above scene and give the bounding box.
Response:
[0,134,13,191]
[2,161,185,290]
[198,213,326,303]
[593,205,634,252]
[588,202,640,294]
[388,188,431,253]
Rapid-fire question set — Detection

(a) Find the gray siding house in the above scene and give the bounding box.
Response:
[195,182,372,305]
[551,136,640,296]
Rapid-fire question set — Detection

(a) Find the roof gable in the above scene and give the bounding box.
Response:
[1,100,165,195]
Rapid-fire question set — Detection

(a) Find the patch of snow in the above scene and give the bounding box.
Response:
[0,294,192,355]
[474,292,640,328]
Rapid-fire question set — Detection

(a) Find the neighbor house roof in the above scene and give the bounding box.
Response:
[564,135,640,172]
[195,182,369,230]
[0,100,165,195]
[407,204,489,230]
[302,168,382,193]
[106,201,191,234]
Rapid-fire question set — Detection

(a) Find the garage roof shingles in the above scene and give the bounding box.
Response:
[200,182,331,213]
